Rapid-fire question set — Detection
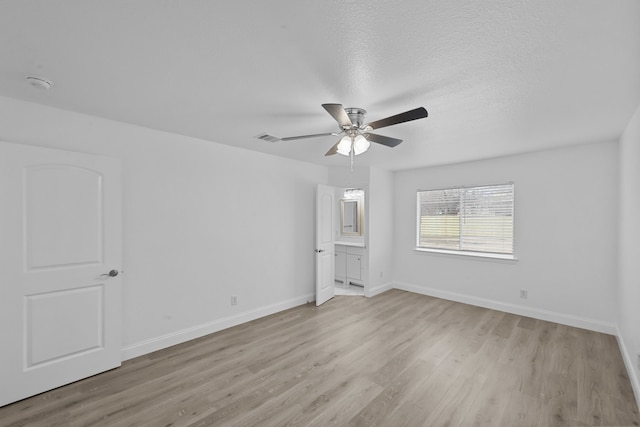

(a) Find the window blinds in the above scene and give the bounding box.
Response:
[417,183,514,255]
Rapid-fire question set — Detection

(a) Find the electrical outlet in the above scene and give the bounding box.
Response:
[379,271,383,278]
[520,290,528,299]
[231,295,238,306]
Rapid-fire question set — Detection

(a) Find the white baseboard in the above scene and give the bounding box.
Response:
[616,326,640,410]
[366,281,393,298]
[393,281,616,335]
[121,293,314,361]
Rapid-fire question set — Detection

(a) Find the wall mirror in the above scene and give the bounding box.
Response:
[340,189,364,236]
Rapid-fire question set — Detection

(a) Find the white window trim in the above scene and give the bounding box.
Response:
[414,247,517,261]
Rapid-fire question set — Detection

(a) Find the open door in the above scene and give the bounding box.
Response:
[315,184,335,306]
[0,141,123,407]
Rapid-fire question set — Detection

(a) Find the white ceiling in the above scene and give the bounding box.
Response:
[1,0,639,171]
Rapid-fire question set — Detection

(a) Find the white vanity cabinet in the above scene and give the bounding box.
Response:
[335,244,364,286]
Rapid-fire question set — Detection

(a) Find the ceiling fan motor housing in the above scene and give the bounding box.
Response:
[344,108,367,129]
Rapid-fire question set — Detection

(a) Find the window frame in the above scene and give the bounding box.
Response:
[415,182,516,260]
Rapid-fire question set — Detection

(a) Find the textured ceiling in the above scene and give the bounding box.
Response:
[0,0,639,170]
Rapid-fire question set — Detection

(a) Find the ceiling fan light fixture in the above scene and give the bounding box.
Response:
[336,135,352,156]
[353,135,370,155]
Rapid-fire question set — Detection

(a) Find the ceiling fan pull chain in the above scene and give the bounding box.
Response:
[350,145,355,172]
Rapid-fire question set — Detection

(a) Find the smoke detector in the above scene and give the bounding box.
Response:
[26,76,53,90]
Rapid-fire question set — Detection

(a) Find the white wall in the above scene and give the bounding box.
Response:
[367,168,395,295]
[0,96,328,358]
[618,104,640,405]
[327,166,370,189]
[393,141,619,333]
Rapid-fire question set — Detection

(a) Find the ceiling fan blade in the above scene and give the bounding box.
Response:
[364,133,403,147]
[281,132,338,141]
[322,104,352,128]
[325,140,340,156]
[365,107,428,130]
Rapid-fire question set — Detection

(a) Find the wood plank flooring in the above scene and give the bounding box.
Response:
[1,289,639,426]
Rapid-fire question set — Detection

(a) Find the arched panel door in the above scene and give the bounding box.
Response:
[0,141,122,407]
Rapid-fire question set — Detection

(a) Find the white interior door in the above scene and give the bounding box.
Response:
[0,141,123,407]
[315,184,335,306]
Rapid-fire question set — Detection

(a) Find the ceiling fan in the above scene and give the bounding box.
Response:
[258,103,428,166]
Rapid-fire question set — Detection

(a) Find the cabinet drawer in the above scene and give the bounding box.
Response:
[346,246,364,256]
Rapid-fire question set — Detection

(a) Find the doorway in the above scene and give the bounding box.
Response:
[334,187,366,296]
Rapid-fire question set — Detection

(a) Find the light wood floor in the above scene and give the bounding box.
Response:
[1,289,639,427]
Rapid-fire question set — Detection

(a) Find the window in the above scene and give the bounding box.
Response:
[416,183,514,258]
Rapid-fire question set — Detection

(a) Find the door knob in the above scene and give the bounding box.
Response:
[100,269,119,278]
